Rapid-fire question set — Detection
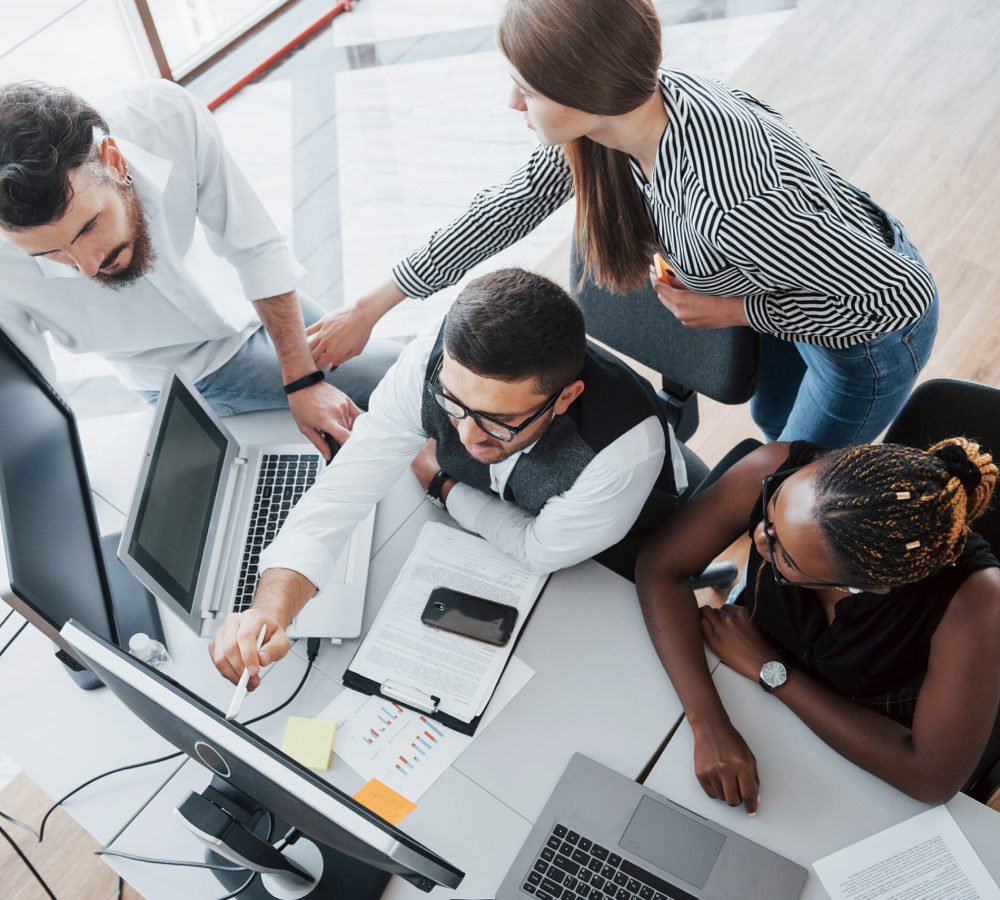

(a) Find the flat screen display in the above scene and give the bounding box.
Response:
[127,381,228,613]
[0,333,117,646]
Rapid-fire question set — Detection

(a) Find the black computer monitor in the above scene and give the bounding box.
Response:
[0,329,162,687]
[61,620,464,898]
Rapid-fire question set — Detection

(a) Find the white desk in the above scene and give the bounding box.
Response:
[0,409,428,862]
[105,499,688,897]
[643,664,1000,899]
[3,404,688,897]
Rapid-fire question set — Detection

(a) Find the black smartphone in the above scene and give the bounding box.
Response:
[420,588,519,647]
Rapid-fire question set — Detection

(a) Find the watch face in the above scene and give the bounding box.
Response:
[760,660,787,689]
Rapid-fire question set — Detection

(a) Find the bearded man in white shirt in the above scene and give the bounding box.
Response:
[0,79,400,456]
[210,267,691,687]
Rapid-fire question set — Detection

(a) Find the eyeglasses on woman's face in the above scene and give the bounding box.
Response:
[760,471,866,592]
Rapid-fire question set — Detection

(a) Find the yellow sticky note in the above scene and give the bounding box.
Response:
[281,716,336,771]
[353,779,417,825]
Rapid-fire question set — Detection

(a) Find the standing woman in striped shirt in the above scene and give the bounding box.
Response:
[308,0,939,448]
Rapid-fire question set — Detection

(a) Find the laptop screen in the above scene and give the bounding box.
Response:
[127,378,229,613]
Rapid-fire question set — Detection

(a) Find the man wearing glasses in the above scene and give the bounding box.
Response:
[210,268,689,683]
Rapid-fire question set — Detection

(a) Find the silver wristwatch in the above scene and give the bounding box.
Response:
[758,659,788,694]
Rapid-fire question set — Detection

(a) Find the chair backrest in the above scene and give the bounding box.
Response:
[875,379,1000,801]
[883,378,1000,552]
[569,241,759,405]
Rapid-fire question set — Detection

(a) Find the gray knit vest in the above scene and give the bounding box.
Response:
[419,329,677,517]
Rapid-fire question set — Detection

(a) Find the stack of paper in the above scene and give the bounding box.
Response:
[345,522,546,725]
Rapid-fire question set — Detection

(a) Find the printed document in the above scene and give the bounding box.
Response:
[813,805,999,899]
[346,522,546,722]
[323,656,534,801]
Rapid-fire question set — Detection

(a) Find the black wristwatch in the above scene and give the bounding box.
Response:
[426,469,451,511]
[282,370,325,395]
[758,658,789,694]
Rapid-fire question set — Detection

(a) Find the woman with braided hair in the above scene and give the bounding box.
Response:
[636,437,1000,811]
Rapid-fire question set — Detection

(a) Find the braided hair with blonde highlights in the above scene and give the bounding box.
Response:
[813,438,997,588]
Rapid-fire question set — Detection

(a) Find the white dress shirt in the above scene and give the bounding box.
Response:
[0,79,305,390]
[260,325,684,584]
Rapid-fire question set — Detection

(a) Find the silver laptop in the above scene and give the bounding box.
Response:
[498,754,806,900]
[118,370,374,640]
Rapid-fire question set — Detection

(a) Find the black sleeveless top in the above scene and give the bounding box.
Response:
[737,441,999,729]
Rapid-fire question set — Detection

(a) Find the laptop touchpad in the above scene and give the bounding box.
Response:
[619,795,725,889]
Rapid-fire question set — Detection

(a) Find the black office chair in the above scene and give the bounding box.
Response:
[570,242,760,587]
[883,378,1000,808]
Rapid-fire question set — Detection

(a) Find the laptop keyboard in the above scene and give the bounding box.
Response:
[233,454,319,612]
[522,823,695,900]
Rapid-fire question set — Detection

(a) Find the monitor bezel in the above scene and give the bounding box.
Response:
[0,329,119,665]
[60,620,464,890]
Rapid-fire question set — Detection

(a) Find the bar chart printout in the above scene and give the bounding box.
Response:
[324,690,466,799]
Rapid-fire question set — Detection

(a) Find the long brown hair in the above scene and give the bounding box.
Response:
[496,0,663,293]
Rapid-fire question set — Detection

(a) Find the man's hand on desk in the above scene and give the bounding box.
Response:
[288,381,361,461]
[209,568,316,686]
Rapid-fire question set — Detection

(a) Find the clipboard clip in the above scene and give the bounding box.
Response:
[381,679,440,715]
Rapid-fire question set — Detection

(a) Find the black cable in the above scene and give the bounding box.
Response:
[0,820,57,899]
[0,608,15,630]
[19,646,317,845]
[37,750,183,843]
[212,871,257,900]
[0,620,27,661]
[95,848,244,871]
[242,638,320,728]
[0,808,40,840]
[116,875,124,900]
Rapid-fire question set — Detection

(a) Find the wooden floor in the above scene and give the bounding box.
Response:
[3,0,999,896]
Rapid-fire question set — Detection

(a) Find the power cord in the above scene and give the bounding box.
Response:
[0,641,319,896]
[9,641,320,843]
[213,871,257,900]
[0,621,27,661]
[36,750,183,843]
[0,820,57,899]
[243,637,320,727]
[95,848,245,871]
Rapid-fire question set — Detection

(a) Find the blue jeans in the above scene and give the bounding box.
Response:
[141,296,402,416]
[750,206,939,447]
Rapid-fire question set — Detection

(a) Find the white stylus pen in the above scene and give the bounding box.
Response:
[225,623,268,721]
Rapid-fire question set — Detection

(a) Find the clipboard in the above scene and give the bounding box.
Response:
[342,576,548,737]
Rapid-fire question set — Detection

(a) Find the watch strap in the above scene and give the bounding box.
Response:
[427,469,451,509]
[283,370,325,395]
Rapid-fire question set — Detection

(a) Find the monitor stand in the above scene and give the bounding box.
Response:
[54,533,166,691]
[101,532,165,649]
[181,778,391,900]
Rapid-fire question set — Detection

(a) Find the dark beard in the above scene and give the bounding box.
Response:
[92,182,156,290]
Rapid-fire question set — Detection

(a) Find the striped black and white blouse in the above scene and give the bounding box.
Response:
[392,69,936,349]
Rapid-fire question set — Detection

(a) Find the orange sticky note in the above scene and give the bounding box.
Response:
[353,779,417,825]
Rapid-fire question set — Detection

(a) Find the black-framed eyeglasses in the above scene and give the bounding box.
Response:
[761,470,858,590]
[426,358,562,443]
